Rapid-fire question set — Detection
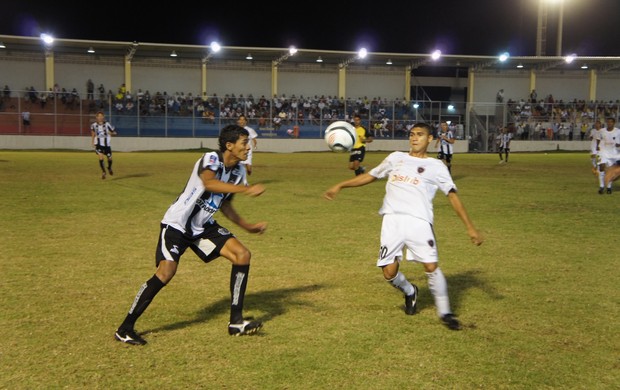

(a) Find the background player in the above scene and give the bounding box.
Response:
[434,120,455,172]
[324,122,483,330]
[237,114,258,175]
[90,111,117,179]
[349,114,373,176]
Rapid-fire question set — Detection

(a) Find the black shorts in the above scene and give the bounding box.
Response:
[155,222,235,266]
[438,151,452,163]
[349,147,366,162]
[95,145,112,157]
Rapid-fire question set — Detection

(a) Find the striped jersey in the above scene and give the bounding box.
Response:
[369,151,456,224]
[91,121,116,147]
[161,151,247,239]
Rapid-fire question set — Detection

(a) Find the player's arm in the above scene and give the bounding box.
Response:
[200,169,265,197]
[446,190,483,246]
[90,129,96,147]
[365,129,374,143]
[220,199,267,234]
[446,133,456,144]
[324,173,376,200]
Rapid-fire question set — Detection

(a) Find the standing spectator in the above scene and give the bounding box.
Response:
[323,122,483,330]
[90,111,117,179]
[114,125,267,345]
[496,89,504,103]
[237,114,258,175]
[434,120,455,173]
[86,79,94,100]
[349,114,374,176]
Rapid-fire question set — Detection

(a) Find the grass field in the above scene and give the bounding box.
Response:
[0,149,618,389]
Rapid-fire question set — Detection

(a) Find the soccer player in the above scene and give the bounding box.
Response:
[496,126,512,164]
[237,114,258,175]
[589,120,603,178]
[349,114,373,176]
[324,122,483,330]
[597,117,620,194]
[90,111,117,179]
[434,121,455,172]
[114,125,267,345]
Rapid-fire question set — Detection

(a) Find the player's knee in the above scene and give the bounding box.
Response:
[233,247,252,265]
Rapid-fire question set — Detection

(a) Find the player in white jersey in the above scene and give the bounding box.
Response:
[596,117,620,194]
[589,120,603,176]
[237,114,258,175]
[324,122,483,330]
[90,111,117,179]
[114,125,267,345]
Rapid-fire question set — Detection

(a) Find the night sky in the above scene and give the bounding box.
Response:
[2,0,620,56]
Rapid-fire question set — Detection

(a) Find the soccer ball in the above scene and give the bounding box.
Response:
[324,121,357,152]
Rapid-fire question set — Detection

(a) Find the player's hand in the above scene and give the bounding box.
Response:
[244,183,265,197]
[469,228,484,246]
[247,222,267,234]
[323,187,339,200]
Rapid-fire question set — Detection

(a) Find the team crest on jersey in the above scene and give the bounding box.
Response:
[428,239,435,247]
[418,167,425,174]
[218,227,231,236]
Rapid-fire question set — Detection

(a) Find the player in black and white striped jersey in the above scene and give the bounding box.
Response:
[114,125,267,345]
[90,111,117,179]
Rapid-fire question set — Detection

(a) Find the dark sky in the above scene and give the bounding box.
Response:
[2,0,620,56]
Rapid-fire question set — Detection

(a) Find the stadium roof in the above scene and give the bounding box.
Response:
[2,34,620,74]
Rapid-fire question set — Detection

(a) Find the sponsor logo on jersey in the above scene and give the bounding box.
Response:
[218,227,231,236]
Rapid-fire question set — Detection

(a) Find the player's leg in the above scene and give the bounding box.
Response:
[597,162,606,194]
[378,215,417,315]
[106,149,113,175]
[445,154,452,173]
[115,225,183,345]
[218,236,262,336]
[604,164,620,188]
[505,147,510,163]
[95,149,106,178]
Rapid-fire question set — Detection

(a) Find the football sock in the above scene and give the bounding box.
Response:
[387,272,415,296]
[599,171,605,187]
[120,275,165,330]
[426,267,451,316]
[230,264,250,324]
[98,160,105,172]
[354,167,364,176]
[108,160,113,170]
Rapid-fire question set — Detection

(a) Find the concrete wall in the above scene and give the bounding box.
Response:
[0,135,588,153]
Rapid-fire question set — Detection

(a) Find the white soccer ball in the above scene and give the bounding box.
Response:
[324,121,357,152]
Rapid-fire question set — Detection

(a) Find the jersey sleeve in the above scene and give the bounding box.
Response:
[368,153,394,179]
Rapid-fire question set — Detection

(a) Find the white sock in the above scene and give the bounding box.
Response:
[599,171,605,187]
[388,272,415,296]
[426,267,451,316]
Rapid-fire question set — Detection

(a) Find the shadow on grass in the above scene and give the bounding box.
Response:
[415,269,503,313]
[142,283,324,335]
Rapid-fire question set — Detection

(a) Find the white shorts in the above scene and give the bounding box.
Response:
[376,214,438,267]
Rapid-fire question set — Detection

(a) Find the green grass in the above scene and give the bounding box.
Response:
[0,150,618,389]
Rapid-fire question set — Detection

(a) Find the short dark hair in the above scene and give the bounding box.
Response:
[218,125,249,152]
[412,122,432,134]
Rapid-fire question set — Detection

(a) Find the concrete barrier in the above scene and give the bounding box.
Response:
[0,135,590,153]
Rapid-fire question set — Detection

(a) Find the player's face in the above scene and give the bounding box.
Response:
[606,119,615,130]
[353,117,361,126]
[409,127,432,154]
[228,135,250,162]
[237,117,247,126]
[441,123,448,131]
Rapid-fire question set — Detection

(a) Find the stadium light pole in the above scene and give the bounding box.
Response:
[537,0,565,56]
